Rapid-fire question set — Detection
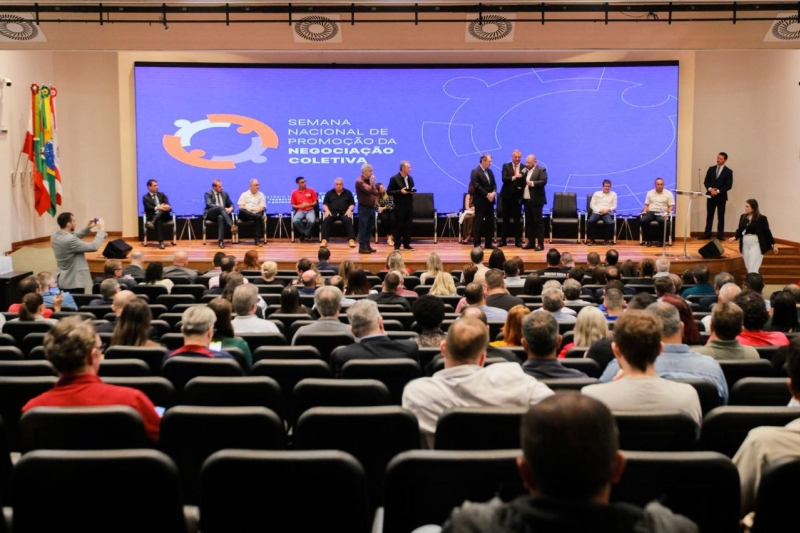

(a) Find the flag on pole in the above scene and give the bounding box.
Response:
[25,84,62,217]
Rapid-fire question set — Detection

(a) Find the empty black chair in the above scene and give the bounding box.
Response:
[237,332,288,353]
[730,377,792,406]
[19,405,148,452]
[670,377,721,416]
[340,358,422,405]
[565,347,588,358]
[549,192,580,243]
[717,358,775,390]
[200,449,368,533]
[132,284,169,301]
[2,321,52,348]
[78,304,114,320]
[752,456,800,533]
[0,334,16,347]
[295,406,419,509]
[613,410,698,451]
[380,312,415,330]
[0,360,56,377]
[293,331,354,363]
[700,406,800,457]
[20,332,47,358]
[267,313,314,333]
[435,407,526,450]
[25,345,45,361]
[160,356,243,400]
[160,405,284,504]
[97,358,150,377]
[12,449,187,533]
[158,332,184,351]
[184,376,282,420]
[611,451,740,533]
[171,284,206,301]
[96,376,175,408]
[384,449,524,533]
[156,294,196,310]
[0,376,56,451]
[540,377,601,391]
[0,418,13,506]
[560,358,601,378]
[252,345,321,362]
[104,345,168,375]
[293,378,390,420]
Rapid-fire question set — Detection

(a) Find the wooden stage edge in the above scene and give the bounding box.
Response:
[42,236,757,279]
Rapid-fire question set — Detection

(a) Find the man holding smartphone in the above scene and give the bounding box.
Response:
[387,160,416,251]
[51,212,107,294]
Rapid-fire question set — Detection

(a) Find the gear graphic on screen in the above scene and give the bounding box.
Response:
[162,114,279,170]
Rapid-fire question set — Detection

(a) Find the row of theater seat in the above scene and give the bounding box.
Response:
[2,403,799,532]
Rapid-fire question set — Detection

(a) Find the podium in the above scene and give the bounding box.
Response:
[675,189,707,259]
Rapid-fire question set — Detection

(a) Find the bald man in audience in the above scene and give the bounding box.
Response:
[298,270,318,296]
[163,251,199,282]
[123,251,146,277]
[403,316,553,448]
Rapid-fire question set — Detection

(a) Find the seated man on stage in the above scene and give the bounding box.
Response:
[321,177,356,248]
[586,179,617,246]
[639,177,674,247]
[142,179,172,250]
[237,178,267,247]
[291,176,319,242]
[204,179,237,249]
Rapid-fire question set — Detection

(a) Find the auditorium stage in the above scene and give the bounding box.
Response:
[65,236,751,280]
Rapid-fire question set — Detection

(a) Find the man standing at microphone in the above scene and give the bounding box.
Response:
[702,152,733,240]
[499,149,525,248]
[355,163,379,255]
[387,160,416,251]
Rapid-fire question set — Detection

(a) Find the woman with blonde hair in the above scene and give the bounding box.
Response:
[385,250,412,275]
[420,252,444,284]
[558,306,609,358]
[429,272,457,296]
[491,304,531,347]
[338,260,355,289]
[260,261,283,286]
[242,250,261,271]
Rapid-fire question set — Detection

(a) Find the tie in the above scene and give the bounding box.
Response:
[404,177,409,189]
[716,166,721,178]
[152,194,157,204]
[216,193,222,206]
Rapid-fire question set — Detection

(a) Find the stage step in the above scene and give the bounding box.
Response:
[758,244,800,285]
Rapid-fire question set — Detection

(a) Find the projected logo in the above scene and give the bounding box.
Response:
[162,114,279,170]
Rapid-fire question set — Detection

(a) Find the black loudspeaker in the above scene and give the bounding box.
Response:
[102,239,132,259]
[698,239,724,259]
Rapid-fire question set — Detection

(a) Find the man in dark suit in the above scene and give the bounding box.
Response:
[470,153,497,250]
[702,151,733,240]
[332,299,419,375]
[499,149,525,248]
[522,154,548,250]
[204,179,236,249]
[366,271,411,311]
[142,179,172,250]
[387,160,416,250]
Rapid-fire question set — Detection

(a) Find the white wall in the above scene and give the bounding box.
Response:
[0,51,120,252]
[692,50,800,241]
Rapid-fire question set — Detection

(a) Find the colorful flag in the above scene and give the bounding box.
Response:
[26,84,62,217]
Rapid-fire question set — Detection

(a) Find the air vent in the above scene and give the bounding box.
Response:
[764,13,800,42]
[293,15,342,43]
[0,13,47,42]
[465,13,515,43]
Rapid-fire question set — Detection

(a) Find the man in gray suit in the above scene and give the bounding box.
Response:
[522,154,548,251]
[291,285,353,345]
[51,212,107,294]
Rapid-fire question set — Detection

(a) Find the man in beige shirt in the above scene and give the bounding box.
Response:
[695,301,759,361]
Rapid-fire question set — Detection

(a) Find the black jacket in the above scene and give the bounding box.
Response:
[734,214,775,255]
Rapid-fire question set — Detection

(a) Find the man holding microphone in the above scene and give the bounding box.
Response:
[355,163,379,255]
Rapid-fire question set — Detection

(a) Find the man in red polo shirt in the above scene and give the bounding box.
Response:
[291,176,319,242]
[23,317,161,444]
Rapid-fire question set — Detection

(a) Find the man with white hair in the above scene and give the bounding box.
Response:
[231,284,279,334]
[292,285,353,344]
[163,251,199,282]
[122,251,146,277]
[88,278,120,306]
[165,306,235,361]
[653,257,671,278]
[535,287,578,323]
[354,163,379,254]
[331,299,419,374]
[321,177,356,248]
[701,282,741,333]
[237,178,267,247]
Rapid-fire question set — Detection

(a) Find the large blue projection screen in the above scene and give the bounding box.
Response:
[134,64,678,216]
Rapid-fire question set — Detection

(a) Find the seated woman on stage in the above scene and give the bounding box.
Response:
[376,183,395,247]
[459,185,475,245]
[109,298,160,348]
[142,262,173,294]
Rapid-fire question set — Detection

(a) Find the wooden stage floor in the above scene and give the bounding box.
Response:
[64,235,750,278]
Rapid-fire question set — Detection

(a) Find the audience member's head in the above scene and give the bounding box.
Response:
[130,250,145,266]
[620,260,638,278]
[734,290,770,332]
[279,285,304,314]
[653,276,675,297]
[347,299,383,338]
[604,288,625,314]
[521,311,559,358]
[18,293,45,321]
[586,252,600,268]
[103,259,122,278]
[220,255,237,273]
[18,275,41,297]
[591,266,607,285]
[574,306,610,347]
[604,249,619,266]
[546,248,561,267]
[661,294,701,345]
[488,248,507,270]
[501,304,532,347]
[542,287,565,313]
[718,282,741,303]
[783,284,800,304]
[503,260,520,279]
[207,297,235,339]
[144,262,164,284]
[605,266,621,281]
[383,271,401,293]
[714,272,735,291]
[44,317,99,375]
[429,272,457,296]
[412,295,446,331]
[568,267,585,283]
[242,250,261,271]
[425,252,443,276]
[645,301,682,341]
[211,251,225,269]
[220,272,245,302]
[464,282,486,306]
[318,246,331,262]
[640,258,655,278]
[681,268,695,286]
[484,269,505,291]
[612,311,663,371]
[523,273,543,296]
[327,275,345,292]
[110,290,136,316]
[693,265,710,285]
[173,251,191,268]
[543,280,562,293]
[655,257,670,274]
[470,247,485,266]
[669,273,683,294]
[562,279,583,301]
[260,260,278,281]
[232,283,260,317]
[460,305,488,325]
[296,257,313,275]
[769,290,799,333]
[338,260,355,287]
[442,317,488,367]
[710,301,744,341]
[386,251,407,273]
[315,285,343,318]
[462,264,479,284]
[344,268,372,296]
[743,273,765,294]
[519,392,623,502]
[560,252,575,268]
[110,298,152,348]
[627,292,657,310]
[100,278,121,299]
[181,306,217,344]
[301,269,318,289]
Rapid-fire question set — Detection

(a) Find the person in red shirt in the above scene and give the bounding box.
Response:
[8,275,59,318]
[734,289,790,347]
[290,176,319,242]
[22,317,161,444]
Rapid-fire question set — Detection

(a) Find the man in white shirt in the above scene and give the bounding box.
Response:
[237,179,267,247]
[587,179,618,246]
[640,177,675,247]
[402,316,554,448]
[231,284,279,334]
[582,310,702,428]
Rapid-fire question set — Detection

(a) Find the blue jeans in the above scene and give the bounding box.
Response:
[587,212,614,240]
[358,204,375,249]
[640,213,666,242]
[293,209,317,237]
